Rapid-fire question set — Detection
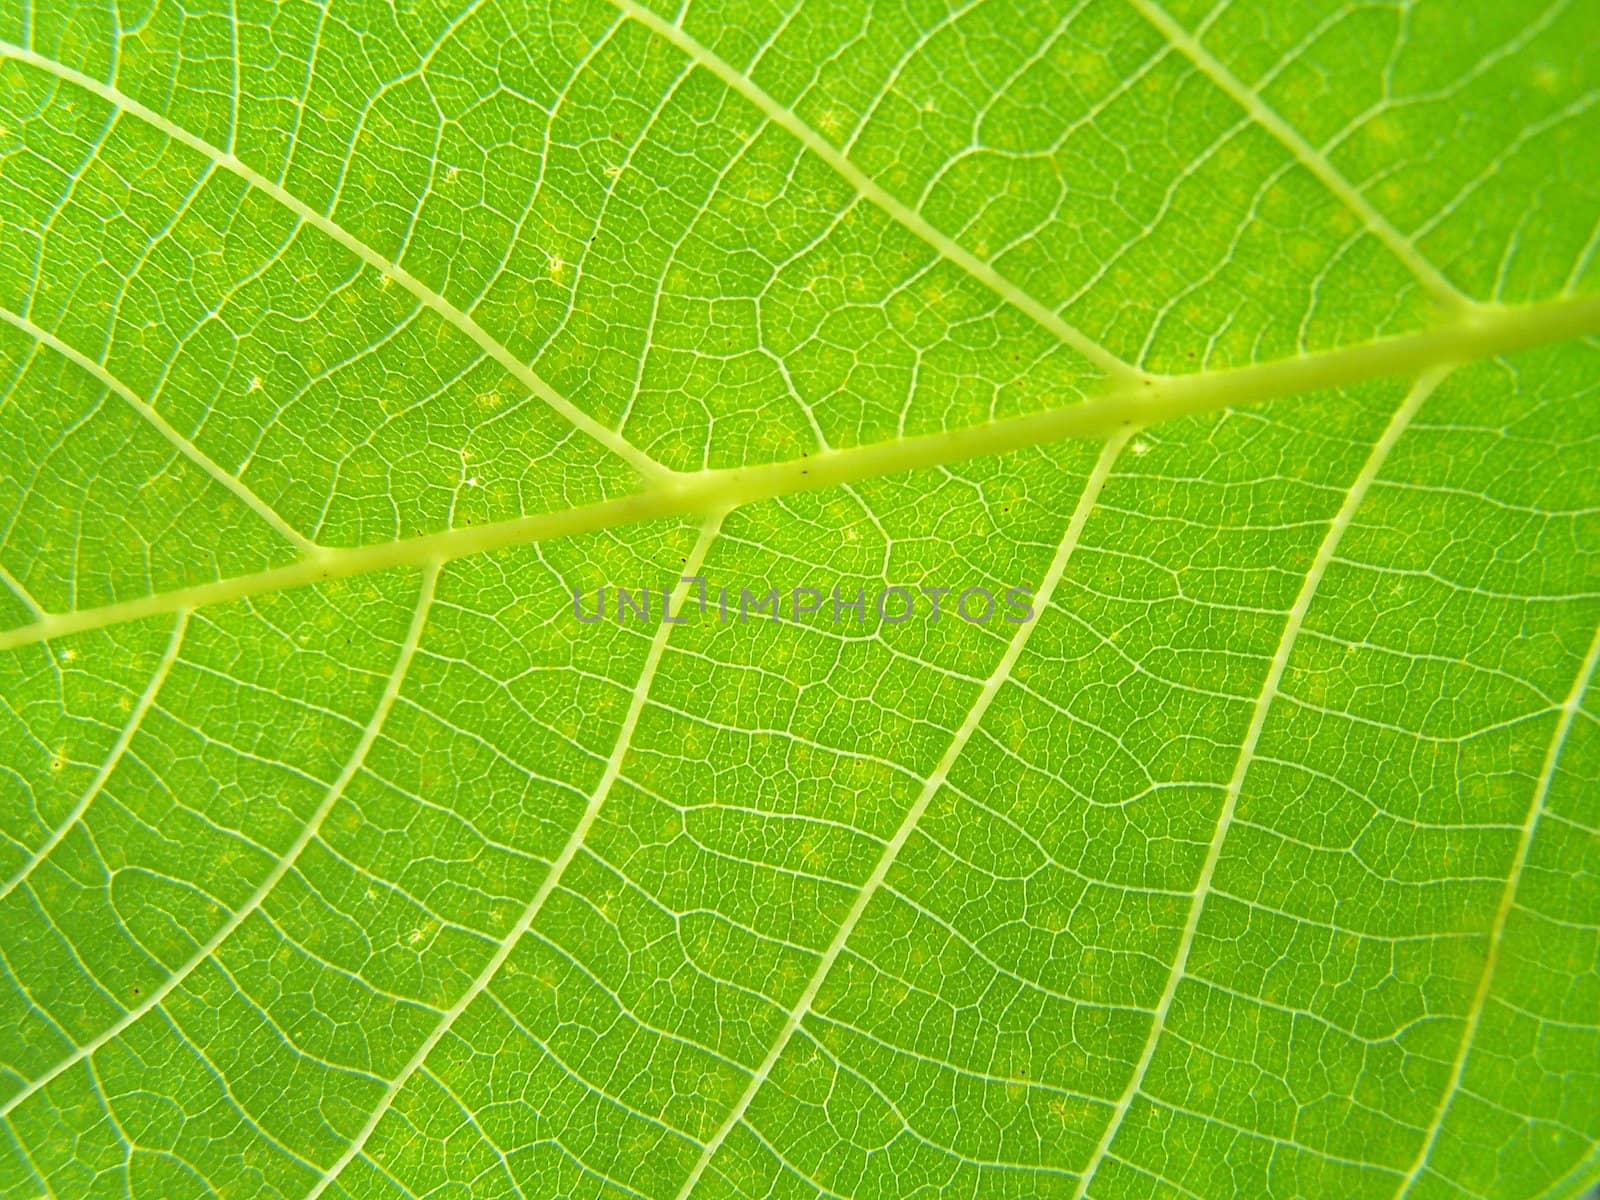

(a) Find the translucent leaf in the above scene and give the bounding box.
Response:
[1,1,1597,1197]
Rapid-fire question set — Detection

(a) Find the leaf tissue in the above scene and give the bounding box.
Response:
[0,0,1597,1197]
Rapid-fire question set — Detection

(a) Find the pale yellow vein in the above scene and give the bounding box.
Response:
[1,308,317,554]
[1,292,1592,654]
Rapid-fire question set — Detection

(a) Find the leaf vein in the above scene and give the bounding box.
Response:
[672,433,1129,1198]
[2,296,1593,653]
[0,43,670,483]
[0,565,438,1121]
[0,308,317,556]
[1125,0,1474,312]
[1392,612,1600,1197]
[301,517,725,1199]
[607,0,1140,383]
[0,610,188,904]
[1070,367,1450,1194]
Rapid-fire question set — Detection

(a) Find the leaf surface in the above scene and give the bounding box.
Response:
[0,1,1597,1197]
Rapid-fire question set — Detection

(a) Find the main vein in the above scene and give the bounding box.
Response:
[1,293,1594,654]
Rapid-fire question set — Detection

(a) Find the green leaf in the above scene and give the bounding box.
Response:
[1,0,1597,1197]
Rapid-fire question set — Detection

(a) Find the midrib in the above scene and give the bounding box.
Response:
[2,291,1596,652]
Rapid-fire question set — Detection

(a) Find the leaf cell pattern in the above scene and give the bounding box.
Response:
[0,0,1597,1198]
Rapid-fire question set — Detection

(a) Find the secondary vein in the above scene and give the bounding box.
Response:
[1070,367,1450,1194]
[0,611,189,904]
[1126,0,1475,313]
[1393,612,1600,1198]
[0,42,670,483]
[0,308,318,555]
[607,0,1142,384]
[0,565,437,1120]
[673,433,1128,1197]
[303,516,725,1199]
